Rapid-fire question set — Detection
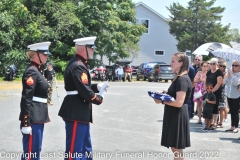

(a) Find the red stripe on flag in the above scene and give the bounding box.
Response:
[69,121,77,160]
[28,134,32,160]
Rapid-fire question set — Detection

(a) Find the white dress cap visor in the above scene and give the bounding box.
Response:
[27,42,51,55]
[73,36,97,47]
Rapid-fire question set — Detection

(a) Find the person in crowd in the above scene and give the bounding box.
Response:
[19,42,51,160]
[207,60,211,71]
[202,83,216,131]
[206,58,223,129]
[193,61,208,124]
[217,60,228,128]
[115,65,124,81]
[193,55,202,73]
[188,65,195,119]
[224,61,240,133]
[191,55,203,118]
[44,62,56,105]
[153,52,191,160]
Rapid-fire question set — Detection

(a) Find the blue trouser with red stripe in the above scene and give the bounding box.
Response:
[64,119,92,160]
[20,123,44,160]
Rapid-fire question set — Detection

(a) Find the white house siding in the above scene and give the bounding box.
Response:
[134,3,178,65]
[97,2,178,66]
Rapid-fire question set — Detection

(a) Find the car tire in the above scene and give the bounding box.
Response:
[136,75,139,81]
[154,75,158,82]
[148,76,152,82]
[143,76,147,81]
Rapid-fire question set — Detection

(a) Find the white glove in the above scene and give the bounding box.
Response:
[21,127,32,134]
[97,83,110,92]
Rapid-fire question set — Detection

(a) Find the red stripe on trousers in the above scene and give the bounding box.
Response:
[28,134,32,160]
[69,121,77,160]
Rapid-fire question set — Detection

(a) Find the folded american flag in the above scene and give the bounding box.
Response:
[148,91,175,102]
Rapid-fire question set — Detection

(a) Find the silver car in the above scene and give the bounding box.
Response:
[148,64,175,82]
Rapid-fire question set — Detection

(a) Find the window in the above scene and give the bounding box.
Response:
[155,51,164,56]
[136,18,149,33]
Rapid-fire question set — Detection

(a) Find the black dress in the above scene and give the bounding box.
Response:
[161,75,192,149]
[206,69,223,114]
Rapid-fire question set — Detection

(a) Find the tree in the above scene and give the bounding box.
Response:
[228,28,240,42]
[0,0,145,77]
[77,0,145,65]
[167,0,232,52]
[0,0,44,76]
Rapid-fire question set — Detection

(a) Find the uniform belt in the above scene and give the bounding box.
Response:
[66,91,78,95]
[32,96,47,103]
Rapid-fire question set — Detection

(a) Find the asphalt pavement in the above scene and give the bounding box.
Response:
[0,80,239,160]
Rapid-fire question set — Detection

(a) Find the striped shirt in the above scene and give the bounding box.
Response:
[224,72,240,98]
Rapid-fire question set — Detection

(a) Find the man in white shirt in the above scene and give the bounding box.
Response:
[115,66,124,81]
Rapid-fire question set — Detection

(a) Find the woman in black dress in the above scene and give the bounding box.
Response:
[206,58,223,128]
[154,52,192,160]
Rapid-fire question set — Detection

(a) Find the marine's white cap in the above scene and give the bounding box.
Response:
[73,36,97,46]
[27,42,51,54]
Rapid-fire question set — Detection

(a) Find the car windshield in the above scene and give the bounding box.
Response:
[144,63,158,68]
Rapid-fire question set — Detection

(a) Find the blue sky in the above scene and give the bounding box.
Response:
[132,0,240,30]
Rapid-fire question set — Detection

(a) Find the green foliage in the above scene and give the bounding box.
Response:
[0,0,144,78]
[167,0,232,52]
[228,28,240,42]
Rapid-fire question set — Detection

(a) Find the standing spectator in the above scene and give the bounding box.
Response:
[44,62,55,105]
[218,61,228,128]
[202,83,216,131]
[154,52,191,159]
[224,61,240,133]
[115,66,124,81]
[124,64,132,82]
[188,65,195,119]
[191,55,203,117]
[19,42,51,160]
[206,58,223,129]
[207,60,211,71]
[193,61,208,124]
[193,55,202,73]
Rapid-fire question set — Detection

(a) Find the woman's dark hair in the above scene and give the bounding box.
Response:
[172,52,189,82]
[173,52,189,76]
[201,61,207,67]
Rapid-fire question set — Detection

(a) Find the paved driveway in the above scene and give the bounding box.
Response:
[0,81,239,160]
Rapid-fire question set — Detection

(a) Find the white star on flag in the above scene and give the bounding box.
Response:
[160,96,165,100]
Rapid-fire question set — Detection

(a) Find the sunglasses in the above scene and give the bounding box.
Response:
[232,65,239,67]
[86,45,97,49]
[210,63,216,65]
[195,59,201,61]
[203,65,208,67]
[206,87,213,89]
[219,65,226,68]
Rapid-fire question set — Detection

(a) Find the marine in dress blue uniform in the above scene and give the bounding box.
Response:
[19,42,51,160]
[58,36,106,160]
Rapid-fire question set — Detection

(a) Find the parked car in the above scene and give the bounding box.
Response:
[148,64,175,82]
[136,62,166,81]
[131,66,139,75]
